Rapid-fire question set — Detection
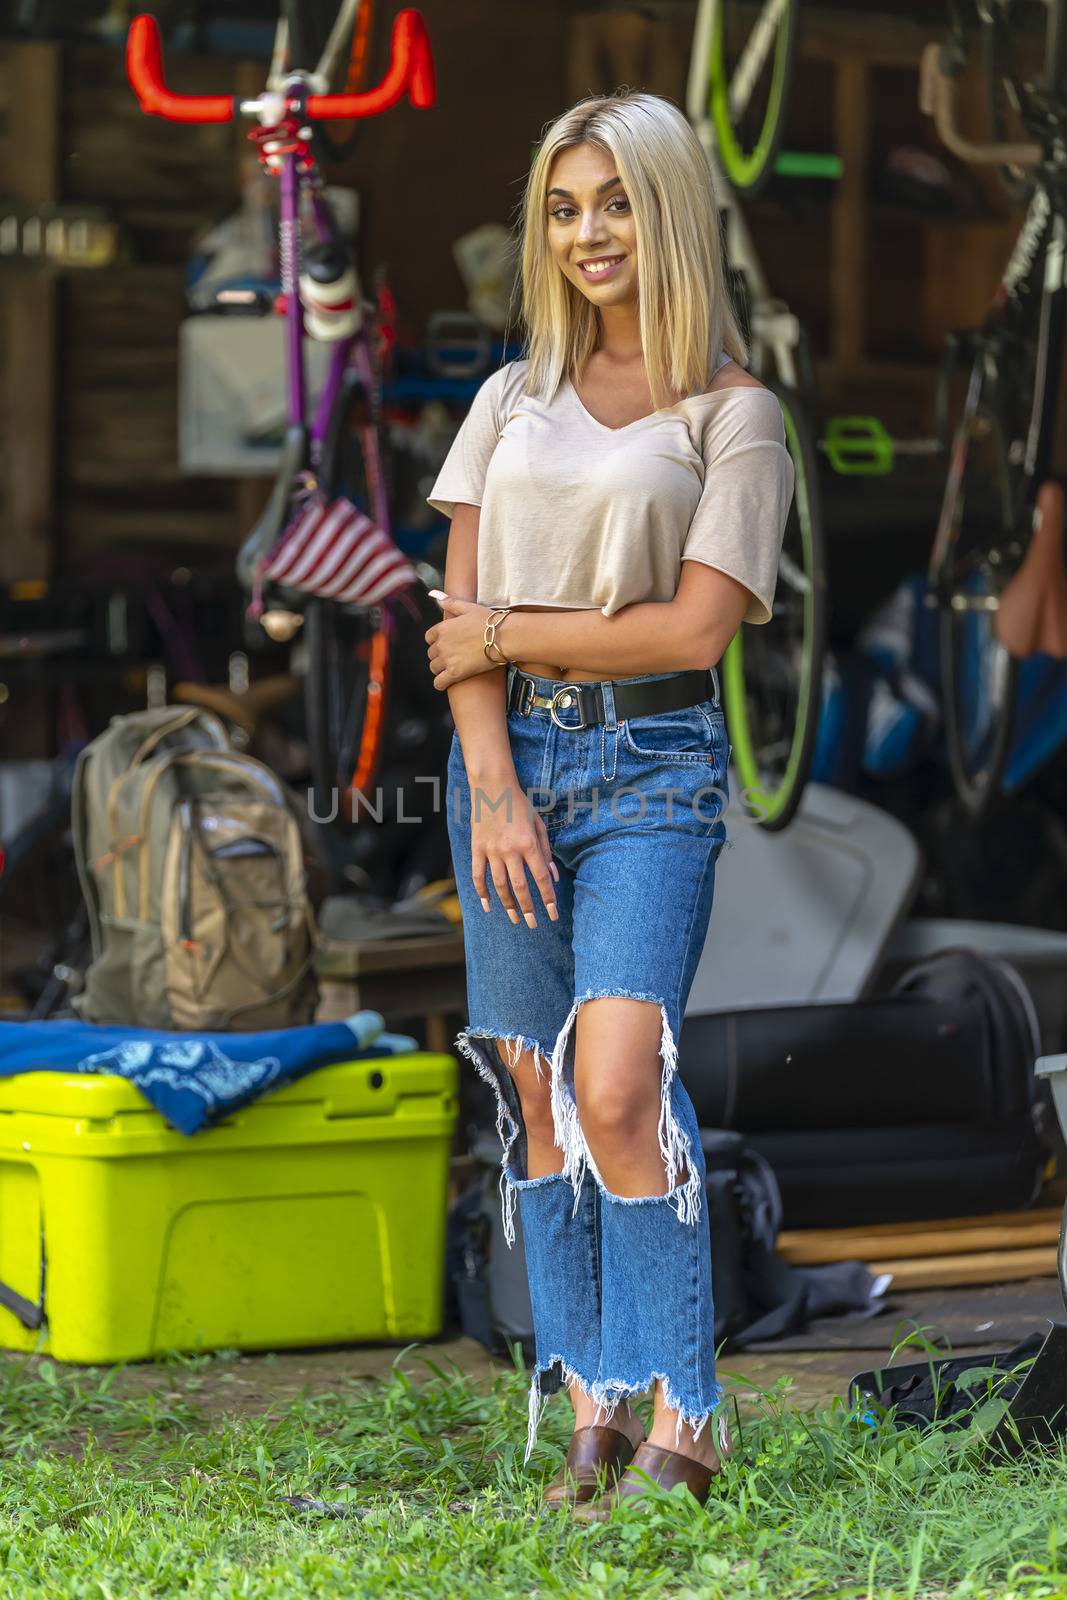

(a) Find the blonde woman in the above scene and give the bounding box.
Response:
[424,90,794,1517]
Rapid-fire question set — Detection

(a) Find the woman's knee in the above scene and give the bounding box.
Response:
[572,998,664,1161]
[575,1069,660,1160]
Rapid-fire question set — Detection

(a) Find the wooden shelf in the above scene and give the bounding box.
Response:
[778,1203,1064,1291]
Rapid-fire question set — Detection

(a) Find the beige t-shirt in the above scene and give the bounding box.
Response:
[426,354,795,625]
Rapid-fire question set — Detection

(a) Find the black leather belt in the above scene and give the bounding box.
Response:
[506,667,716,729]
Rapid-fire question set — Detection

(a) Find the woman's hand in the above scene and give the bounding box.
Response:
[425,593,499,689]
[470,776,560,928]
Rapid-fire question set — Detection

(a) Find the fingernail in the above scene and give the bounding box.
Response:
[524,911,537,929]
[549,861,559,882]
[547,902,559,921]
[480,897,490,913]
[507,909,520,924]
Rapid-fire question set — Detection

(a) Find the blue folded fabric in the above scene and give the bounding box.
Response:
[0,1012,417,1135]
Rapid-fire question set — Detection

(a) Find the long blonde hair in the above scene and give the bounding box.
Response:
[515,90,747,411]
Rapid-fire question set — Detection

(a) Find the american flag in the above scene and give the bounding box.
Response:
[262,491,417,604]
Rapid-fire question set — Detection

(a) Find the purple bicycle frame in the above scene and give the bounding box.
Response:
[278,147,391,537]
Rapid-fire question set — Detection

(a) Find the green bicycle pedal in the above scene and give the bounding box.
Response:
[822,416,895,476]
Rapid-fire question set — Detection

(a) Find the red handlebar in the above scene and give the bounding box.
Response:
[127,15,233,121]
[126,10,435,125]
[308,10,435,117]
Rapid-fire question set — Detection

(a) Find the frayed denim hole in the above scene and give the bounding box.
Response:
[549,993,703,1228]
[454,1030,552,1247]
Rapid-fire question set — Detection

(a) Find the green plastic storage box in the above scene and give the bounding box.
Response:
[0,1052,458,1363]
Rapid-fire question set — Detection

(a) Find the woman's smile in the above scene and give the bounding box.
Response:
[576,253,627,282]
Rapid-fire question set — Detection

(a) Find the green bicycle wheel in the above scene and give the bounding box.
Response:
[722,382,827,831]
[709,0,798,196]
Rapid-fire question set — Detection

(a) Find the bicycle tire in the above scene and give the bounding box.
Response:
[935,389,1019,817]
[721,380,827,832]
[305,597,395,827]
[708,0,798,196]
[305,597,367,822]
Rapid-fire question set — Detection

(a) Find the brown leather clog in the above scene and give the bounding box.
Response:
[542,1425,638,1508]
[572,1421,730,1522]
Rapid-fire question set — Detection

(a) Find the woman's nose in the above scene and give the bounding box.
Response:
[577,214,609,247]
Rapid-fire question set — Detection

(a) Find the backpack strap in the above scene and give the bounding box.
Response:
[70,742,104,961]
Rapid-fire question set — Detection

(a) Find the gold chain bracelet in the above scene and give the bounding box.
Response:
[483,606,513,665]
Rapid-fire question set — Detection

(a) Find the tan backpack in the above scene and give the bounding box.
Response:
[71,706,317,1031]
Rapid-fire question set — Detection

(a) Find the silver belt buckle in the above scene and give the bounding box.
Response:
[516,675,535,716]
[549,684,588,730]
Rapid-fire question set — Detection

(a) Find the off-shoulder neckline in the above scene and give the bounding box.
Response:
[682,383,779,406]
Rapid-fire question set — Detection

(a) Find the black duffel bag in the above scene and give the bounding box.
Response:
[679,949,1050,1228]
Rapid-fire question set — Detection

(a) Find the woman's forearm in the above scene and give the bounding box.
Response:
[448,671,514,781]
[498,597,730,676]
[442,504,516,782]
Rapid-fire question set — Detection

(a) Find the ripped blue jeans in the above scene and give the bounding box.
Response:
[445,664,732,1461]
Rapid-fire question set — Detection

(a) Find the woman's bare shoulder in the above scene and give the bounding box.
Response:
[702,360,769,397]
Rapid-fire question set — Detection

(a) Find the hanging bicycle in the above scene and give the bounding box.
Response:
[686,0,828,832]
[126,4,437,825]
[920,0,1067,816]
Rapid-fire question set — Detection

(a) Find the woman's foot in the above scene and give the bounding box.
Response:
[543,1393,646,1508]
[572,1413,731,1522]
[646,1405,731,1473]
[542,1425,638,1508]
[569,1389,645,1455]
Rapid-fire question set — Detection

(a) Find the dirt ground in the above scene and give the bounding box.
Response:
[12,1275,1062,1426]
[7,1338,891,1421]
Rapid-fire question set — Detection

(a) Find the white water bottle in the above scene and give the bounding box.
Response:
[300,243,362,341]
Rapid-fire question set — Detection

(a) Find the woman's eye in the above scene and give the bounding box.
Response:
[550,205,577,220]
[607,197,630,211]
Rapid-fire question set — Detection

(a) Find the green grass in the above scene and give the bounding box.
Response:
[0,1343,1065,1600]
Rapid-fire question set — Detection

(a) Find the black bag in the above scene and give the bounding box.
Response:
[445,1133,535,1360]
[703,1130,884,1349]
[851,1333,1048,1430]
[446,1129,881,1355]
[679,948,1049,1228]
[850,1322,1067,1455]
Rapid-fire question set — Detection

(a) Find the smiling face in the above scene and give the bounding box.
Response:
[545,141,638,309]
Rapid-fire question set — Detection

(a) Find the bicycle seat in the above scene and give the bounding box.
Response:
[172,676,300,737]
[996,481,1067,660]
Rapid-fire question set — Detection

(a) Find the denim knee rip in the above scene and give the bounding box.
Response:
[453,1028,553,1247]
[548,990,704,1228]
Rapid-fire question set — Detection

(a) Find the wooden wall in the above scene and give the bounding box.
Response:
[2,3,1061,597]
[0,1,568,587]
